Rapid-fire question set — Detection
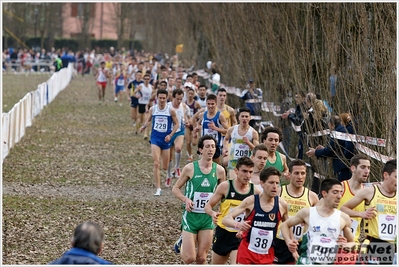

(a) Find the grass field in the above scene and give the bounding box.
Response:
[2,73,52,113]
[2,75,188,264]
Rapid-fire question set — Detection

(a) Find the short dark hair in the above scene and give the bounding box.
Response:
[261,126,283,143]
[157,89,168,96]
[186,74,193,79]
[206,94,217,102]
[260,167,281,182]
[159,81,167,86]
[320,179,342,196]
[172,88,184,98]
[198,135,217,151]
[288,159,307,172]
[72,222,104,255]
[236,156,254,170]
[217,88,227,95]
[382,159,396,175]
[199,84,206,90]
[238,107,251,116]
[350,154,370,167]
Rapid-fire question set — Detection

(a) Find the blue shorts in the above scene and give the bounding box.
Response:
[150,136,172,150]
[115,86,124,94]
[130,96,139,108]
[171,129,185,144]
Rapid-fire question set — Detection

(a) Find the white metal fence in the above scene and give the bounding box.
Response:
[2,64,74,163]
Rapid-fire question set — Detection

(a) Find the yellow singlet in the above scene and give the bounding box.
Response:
[365,185,397,243]
[277,185,312,241]
[337,180,364,243]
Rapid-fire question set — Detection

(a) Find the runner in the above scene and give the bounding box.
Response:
[127,70,144,130]
[196,85,208,108]
[185,87,202,163]
[139,89,179,196]
[113,63,130,105]
[337,154,371,244]
[341,159,396,265]
[172,135,226,264]
[95,61,110,104]
[204,156,261,264]
[260,126,289,179]
[222,167,290,264]
[281,179,356,265]
[223,107,259,179]
[165,88,191,187]
[194,94,229,165]
[250,144,268,191]
[274,159,319,264]
[135,73,153,140]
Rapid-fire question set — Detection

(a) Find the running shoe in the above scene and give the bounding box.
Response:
[187,156,193,163]
[165,177,172,187]
[174,235,182,254]
[154,188,162,196]
[114,97,118,102]
[174,168,181,178]
[132,120,136,127]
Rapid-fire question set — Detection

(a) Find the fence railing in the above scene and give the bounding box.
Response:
[2,64,74,163]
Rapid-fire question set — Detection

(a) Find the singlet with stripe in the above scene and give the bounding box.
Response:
[241,195,281,256]
[300,207,341,264]
[228,125,255,167]
[265,151,284,172]
[97,68,107,82]
[183,161,219,213]
[115,73,125,87]
[168,102,189,133]
[277,186,312,241]
[364,185,397,243]
[201,110,223,147]
[185,100,199,117]
[217,180,255,232]
[337,180,364,243]
[138,83,152,105]
[151,104,173,140]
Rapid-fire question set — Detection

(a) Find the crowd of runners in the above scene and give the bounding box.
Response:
[82,47,396,265]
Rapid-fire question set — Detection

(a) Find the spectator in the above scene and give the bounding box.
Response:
[301,92,328,148]
[340,112,356,159]
[211,67,221,93]
[49,222,112,265]
[281,91,307,159]
[278,88,292,157]
[306,115,352,182]
[240,79,263,128]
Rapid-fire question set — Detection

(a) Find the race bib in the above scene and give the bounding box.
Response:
[192,192,213,213]
[308,236,337,264]
[204,128,218,142]
[226,207,245,231]
[277,216,304,240]
[117,79,124,86]
[248,227,273,254]
[378,214,397,241]
[154,116,168,133]
[233,143,250,159]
